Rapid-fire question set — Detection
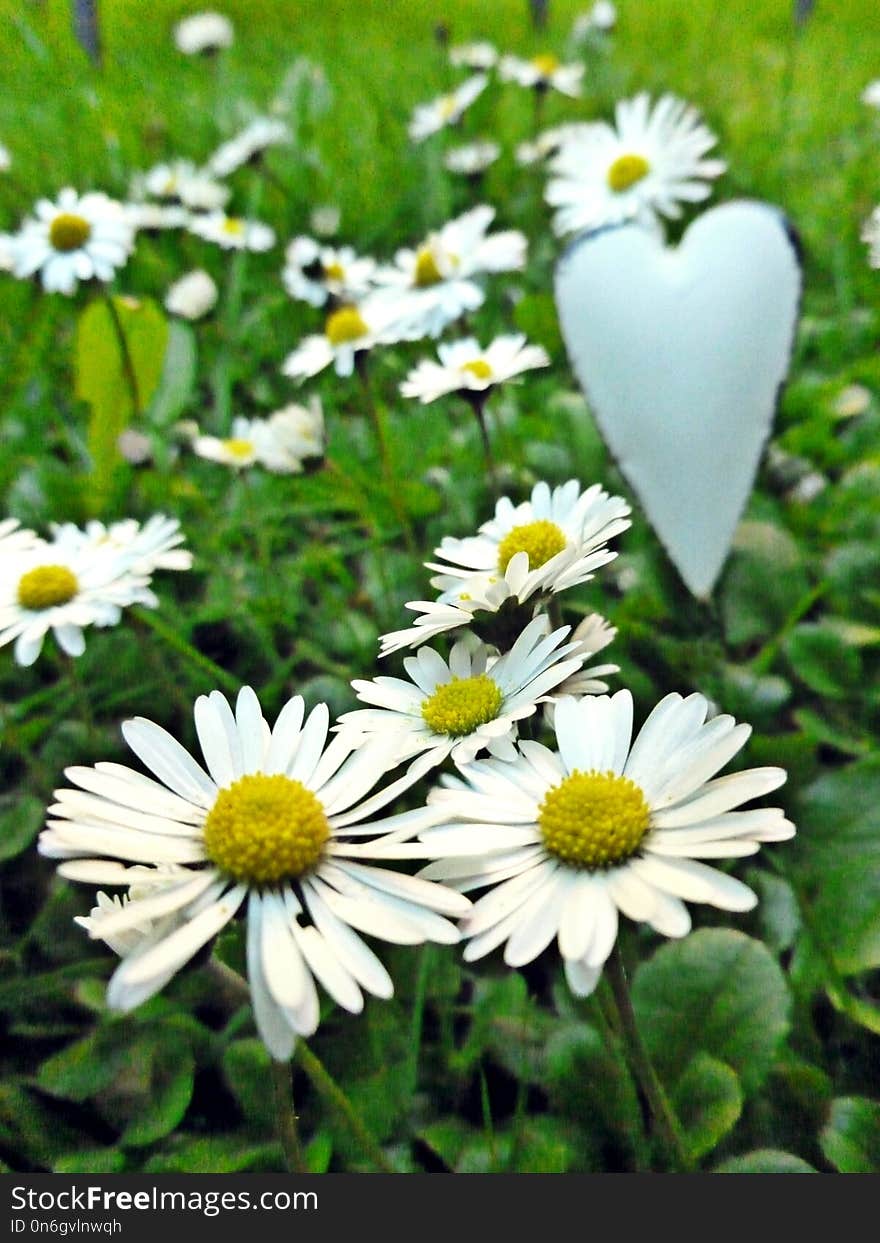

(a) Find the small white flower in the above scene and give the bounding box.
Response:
[400,334,549,404]
[449,41,498,70]
[165,269,218,320]
[546,92,726,237]
[281,302,398,380]
[310,204,341,237]
[444,140,501,176]
[516,122,594,167]
[551,613,619,699]
[418,690,794,997]
[41,687,471,1060]
[138,160,230,211]
[0,143,11,173]
[208,118,291,177]
[499,53,584,97]
[8,188,135,295]
[50,515,193,576]
[174,11,234,55]
[863,206,880,268]
[282,236,376,307]
[572,1,617,40]
[127,203,191,232]
[341,617,586,769]
[0,518,40,556]
[188,212,275,251]
[861,80,880,108]
[408,74,488,142]
[192,402,324,473]
[832,384,871,419]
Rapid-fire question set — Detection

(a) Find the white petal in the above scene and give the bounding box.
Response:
[122,718,218,808]
[634,855,757,911]
[302,882,394,998]
[247,892,297,1061]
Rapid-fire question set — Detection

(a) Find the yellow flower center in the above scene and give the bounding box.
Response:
[202,773,330,884]
[607,153,651,193]
[414,246,444,287]
[497,519,567,574]
[222,438,255,460]
[421,674,503,737]
[325,305,369,346]
[49,213,92,252]
[17,565,79,611]
[323,260,345,281]
[462,359,493,380]
[439,94,459,121]
[531,53,560,77]
[221,217,245,236]
[539,769,651,870]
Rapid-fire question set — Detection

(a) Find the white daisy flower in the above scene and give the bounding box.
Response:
[499,53,584,98]
[400,334,549,404]
[282,236,376,308]
[341,617,586,770]
[50,515,193,576]
[281,301,398,380]
[862,206,880,268]
[165,269,218,320]
[443,140,501,177]
[0,518,40,556]
[408,74,488,143]
[8,188,135,295]
[572,1,617,39]
[861,80,880,108]
[310,204,341,237]
[551,613,619,699]
[207,118,291,177]
[127,203,191,232]
[138,160,230,211]
[188,212,275,251]
[174,11,234,55]
[418,690,795,997]
[449,42,498,70]
[40,688,471,1060]
[0,143,11,173]
[515,122,594,167]
[545,92,726,237]
[192,402,324,473]
[371,205,527,340]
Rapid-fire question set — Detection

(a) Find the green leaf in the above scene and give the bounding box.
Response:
[715,1149,816,1173]
[38,1027,130,1102]
[223,1038,276,1132]
[673,1054,743,1159]
[144,1138,280,1174]
[513,292,563,357]
[0,794,44,862]
[820,1097,880,1173]
[720,521,809,646]
[784,623,862,698]
[120,1043,195,1147]
[54,1148,126,1174]
[544,1021,644,1162]
[147,320,197,428]
[632,929,791,1096]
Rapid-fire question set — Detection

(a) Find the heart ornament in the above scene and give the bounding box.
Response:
[554,201,802,598]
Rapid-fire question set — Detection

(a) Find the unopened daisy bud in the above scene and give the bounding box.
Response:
[165,269,218,320]
[174,11,234,55]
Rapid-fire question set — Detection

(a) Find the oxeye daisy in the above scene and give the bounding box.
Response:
[281,301,397,380]
[174,11,234,55]
[127,203,191,233]
[282,236,376,308]
[443,140,501,178]
[408,74,488,143]
[499,53,584,98]
[545,92,726,238]
[137,160,230,211]
[550,613,619,700]
[400,334,549,404]
[40,688,471,1061]
[418,690,795,997]
[8,188,135,296]
[165,269,218,320]
[862,206,880,269]
[449,41,498,70]
[49,515,193,577]
[340,617,585,769]
[207,118,291,177]
[192,403,324,473]
[515,122,593,167]
[572,1,617,40]
[188,212,275,251]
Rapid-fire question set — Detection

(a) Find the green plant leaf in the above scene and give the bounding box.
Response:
[720,521,809,646]
[715,1149,816,1173]
[120,1043,195,1148]
[674,1053,743,1159]
[147,320,197,428]
[820,1097,880,1173]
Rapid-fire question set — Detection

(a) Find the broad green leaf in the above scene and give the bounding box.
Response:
[0,794,43,862]
[120,1044,195,1147]
[147,320,197,428]
[820,1097,880,1173]
[144,1138,280,1174]
[715,1149,816,1173]
[720,521,809,646]
[38,1026,131,1102]
[632,929,791,1096]
[54,1148,126,1174]
[544,1021,644,1163]
[223,1038,276,1132]
[784,623,862,699]
[674,1053,743,1159]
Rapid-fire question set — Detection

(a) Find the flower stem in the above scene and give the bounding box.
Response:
[103,292,142,415]
[465,393,499,497]
[270,1060,309,1174]
[355,358,417,555]
[295,1041,396,1174]
[132,606,239,694]
[605,944,694,1172]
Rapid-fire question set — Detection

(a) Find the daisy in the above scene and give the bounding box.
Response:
[515,122,594,167]
[127,203,191,232]
[137,160,230,211]
[49,515,193,576]
[310,204,341,237]
[862,206,880,268]
[0,143,11,173]
[281,301,398,380]
[443,140,501,177]
[418,690,795,997]
[188,212,275,251]
[552,613,619,699]
[861,80,880,108]
[282,236,376,308]
[0,518,40,556]
[408,74,488,143]
[400,334,549,404]
[174,11,234,55]
[7,188,135,295]
[40,688,471,1060]
[165,269,218,320]
[340,617,585,769]
[499,53,584,98]
[192,402,324,473]
[371,205,527,340]
[545,93,726,237]
[207,118,291,177]
[572,1,617,39]
[449,42,498,70]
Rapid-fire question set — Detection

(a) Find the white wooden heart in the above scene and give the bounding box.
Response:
[554,201,802,598]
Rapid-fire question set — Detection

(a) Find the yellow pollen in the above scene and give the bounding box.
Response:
[221,217,245,235]
[462,359,493,380]
[439,94,459,121]
[49,213,91,252]
[17,564,79,611]
[539,769,651,870]
[323,260,345,281]
[421,674,503,737]
[607,153,651,193]
[531,53,560,77]
[325,305,369,346]
[414,246,444,287]
[202,773,330,884]
[222,438,255,460]
[497,519,567,574]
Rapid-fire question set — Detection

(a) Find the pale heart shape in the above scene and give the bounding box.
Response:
[555,201,802,597]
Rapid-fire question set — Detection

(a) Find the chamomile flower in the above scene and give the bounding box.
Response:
[371,205,527,340]
[340,618,585,769]
[408,74,488,142]
[400,334,549,404]
[449,41,498,70]
[174,11,234,55]
[193,402,324,473]
[551,613,619,699]
[281,302,397,380]
[443,140,501,177]
[127,203,191,232]
[545,92,726,237]
[165,269,218,320]
[418,690,794,997]
[572,1,617,40]
[207,118,291,177]
[310,204,341,237]
[515,122,594,167]
[50,515,193,576]
[862,206,880,268]
[282,236,376,308]
[8,188,135,295]
[188,212,275,251]
[41,688,471,1060]
[137,160,230,211]
[499,53,584,97]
